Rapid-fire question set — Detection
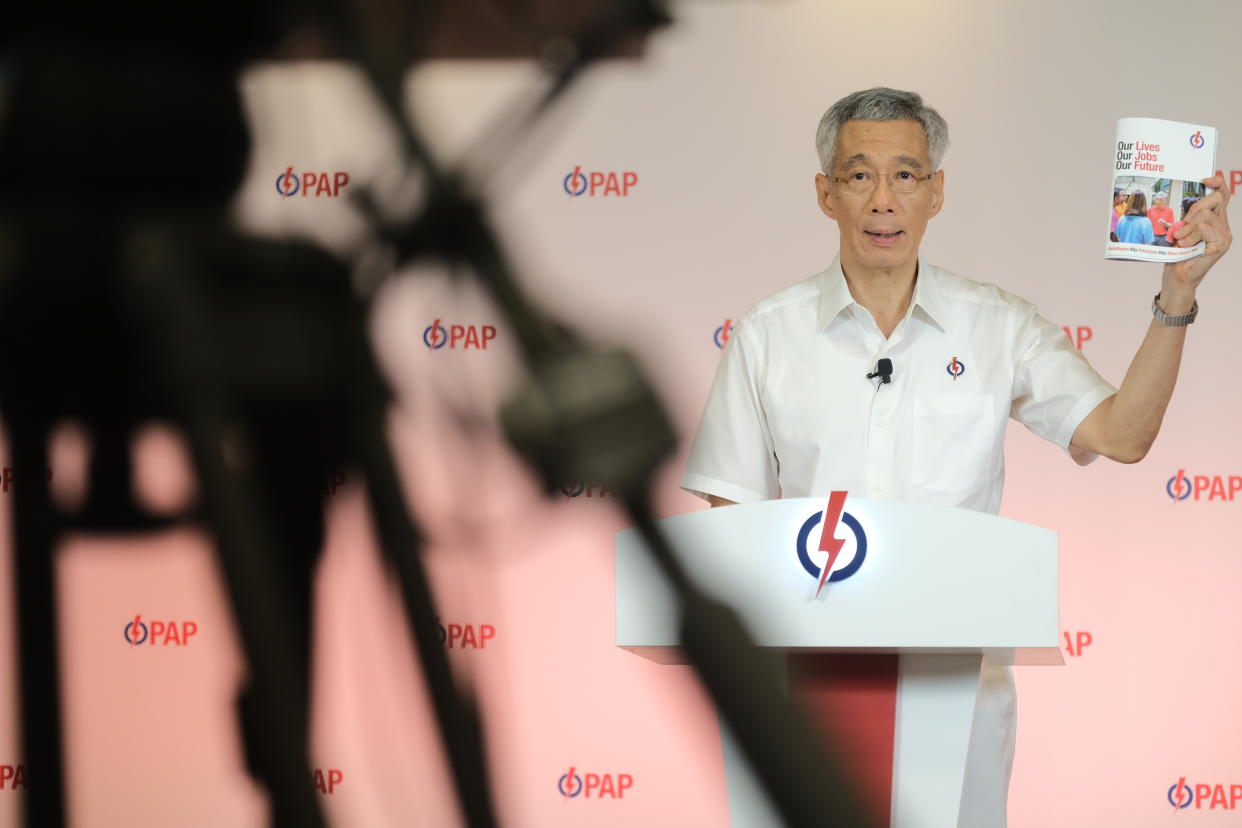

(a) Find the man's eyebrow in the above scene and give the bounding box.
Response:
[839,154,869,171]
[838,153,927,171]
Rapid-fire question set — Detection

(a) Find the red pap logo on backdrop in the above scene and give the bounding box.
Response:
[1168,777,1242,811]
[1165,470,1242,502]
[1063,631,1093,657]
[713,319,733,349]
[275,166,350,198]
[1214,168,1241,195]
[563,166,638,197]
[0,764,26,791]
[422,319,497,350]
[1,467,53,493]
[557,767,633,799]
[312,769,343,795]
[124,614,198,647]
[436,619,495,650]
[1062,326,1093,350]
[324,471,347,496]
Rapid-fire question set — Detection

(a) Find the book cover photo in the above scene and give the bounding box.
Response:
[1107,117,1218,263]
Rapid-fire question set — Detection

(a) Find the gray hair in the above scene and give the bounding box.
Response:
[815,87,949,174]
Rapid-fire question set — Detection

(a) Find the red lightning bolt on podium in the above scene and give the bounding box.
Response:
[815,491,849,598]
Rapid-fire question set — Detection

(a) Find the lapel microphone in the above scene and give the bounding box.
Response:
[867,358,894,384]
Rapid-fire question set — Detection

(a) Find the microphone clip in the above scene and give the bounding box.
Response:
[866,358,893,385]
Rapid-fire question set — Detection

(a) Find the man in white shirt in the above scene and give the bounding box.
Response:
[680,88,1232,826]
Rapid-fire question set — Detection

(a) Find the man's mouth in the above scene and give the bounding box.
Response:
[865,230,903,239]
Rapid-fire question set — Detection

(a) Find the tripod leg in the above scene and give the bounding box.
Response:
[353,411,499,828]
[178,412,328,828]
[234,421,324,810]
[127,240,329,828]
[10,426,67,828]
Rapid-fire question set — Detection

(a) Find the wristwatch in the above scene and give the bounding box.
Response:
[1152,292,1198,326]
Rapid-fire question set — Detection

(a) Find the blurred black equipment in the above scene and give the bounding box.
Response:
[0,1,867,826]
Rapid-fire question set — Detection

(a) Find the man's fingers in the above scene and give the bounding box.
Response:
[1179,213,1230,249]
[1175,212,1212,246]
[1175,210,1210,244]
[1201,175,1231,210]
[1189,190,1226,216]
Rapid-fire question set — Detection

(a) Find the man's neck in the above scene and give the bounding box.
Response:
[840,256,918,339]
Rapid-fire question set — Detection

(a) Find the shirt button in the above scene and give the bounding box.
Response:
[873,482,888,493]
[877,419,888,428]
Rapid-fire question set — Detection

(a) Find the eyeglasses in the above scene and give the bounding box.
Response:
[829,169,937,196]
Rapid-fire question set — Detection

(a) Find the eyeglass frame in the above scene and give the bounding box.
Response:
[827,168,940,196]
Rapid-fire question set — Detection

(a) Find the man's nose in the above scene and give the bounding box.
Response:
[867,176,897,212]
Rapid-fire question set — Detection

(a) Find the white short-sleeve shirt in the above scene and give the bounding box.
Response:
[680,256,1117,827]
[682,256,1116,514]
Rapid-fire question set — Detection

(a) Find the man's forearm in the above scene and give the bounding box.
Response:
[1098,274,1194,462]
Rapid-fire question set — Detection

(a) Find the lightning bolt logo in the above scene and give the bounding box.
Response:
[564,166,588,197]
[1172,776,1190,811]
[561,766,578,799]
[429,319,442,348]
[815,491,849,598]
[796,495,867,589]
[126,614,146,646]
[1172,469,1187,504]
[275,166,300,197]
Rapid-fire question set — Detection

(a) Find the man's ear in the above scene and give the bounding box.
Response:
[815,173,836,220]
[928,169,945,218]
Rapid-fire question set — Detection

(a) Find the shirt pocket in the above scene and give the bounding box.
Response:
[912,395,997,493]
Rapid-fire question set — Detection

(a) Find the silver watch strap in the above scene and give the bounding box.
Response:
[1152,292,1198,326]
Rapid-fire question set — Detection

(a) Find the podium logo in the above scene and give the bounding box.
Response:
[796,491,867,597]
[557,767,633,799]
[1168,777,1242,811]
[1166,470,1242,502]
[713,319,733,349]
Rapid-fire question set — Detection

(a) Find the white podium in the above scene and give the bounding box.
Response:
[616,497,1063,828]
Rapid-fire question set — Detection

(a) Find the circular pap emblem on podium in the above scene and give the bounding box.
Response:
[795,508,867,583]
